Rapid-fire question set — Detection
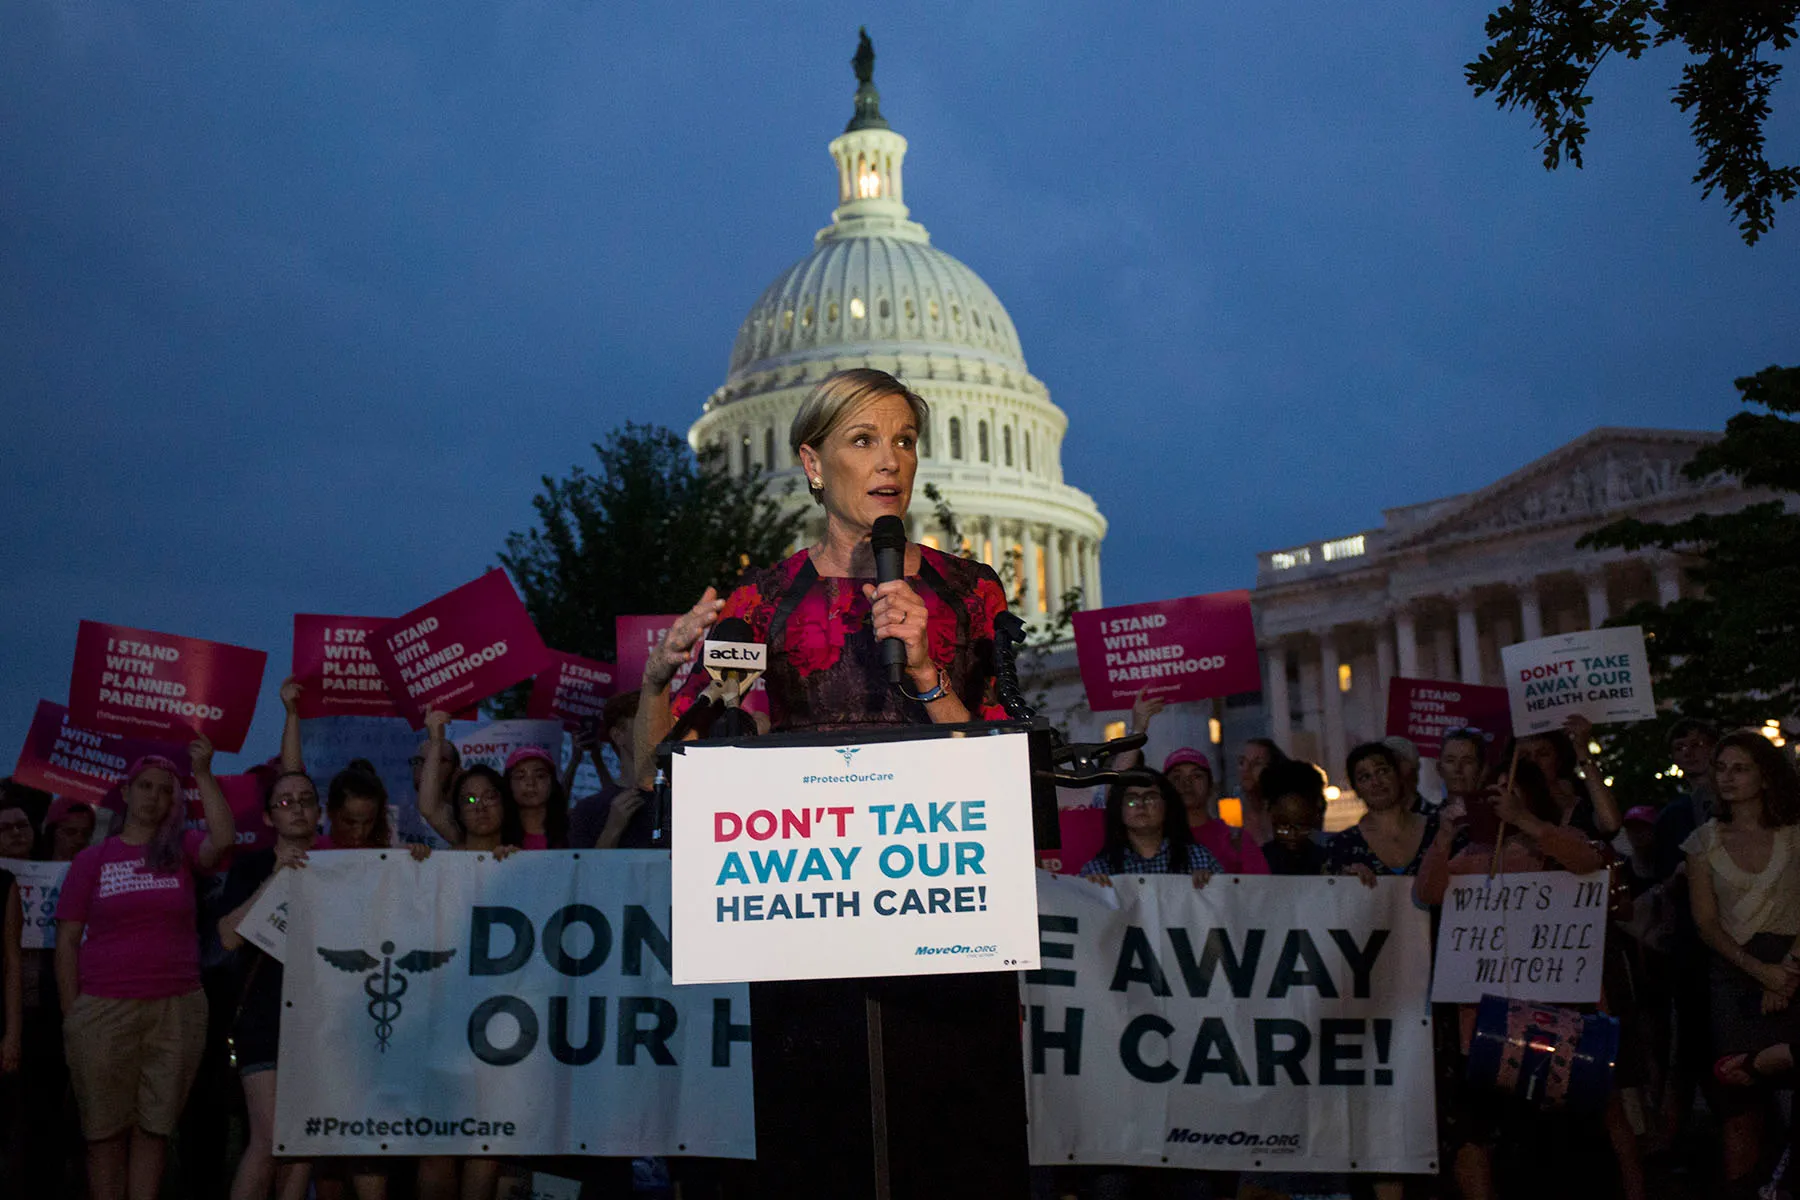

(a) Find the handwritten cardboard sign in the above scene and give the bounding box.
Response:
[68,622,266,752]
[1384,677,1513,760]
[1071,591,1261,712]
[1430,870,1608,1004]
[12,700,188,802]
[368,570,554,728]
[291,615,402,719]
[1500,627,1655,736]
[527,651,616,731]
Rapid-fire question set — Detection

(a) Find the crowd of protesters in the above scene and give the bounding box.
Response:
[4,674,1800,1199]
[0,678,660,1200]
[1065,695,1800,1200]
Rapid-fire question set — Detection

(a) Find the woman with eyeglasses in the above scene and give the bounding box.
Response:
[217,771,386,1200]
[277,680,392,852]
[409,710,520,1200]
[1079,770,1221,885]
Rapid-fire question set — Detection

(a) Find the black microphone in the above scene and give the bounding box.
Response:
[870,515,908,685]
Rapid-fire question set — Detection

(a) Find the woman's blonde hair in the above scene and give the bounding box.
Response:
[789,368,930,505]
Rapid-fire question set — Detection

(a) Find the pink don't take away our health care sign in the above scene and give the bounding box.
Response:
[368,570,554,729]
[68,621,268,753]
[1070,590,1261,712]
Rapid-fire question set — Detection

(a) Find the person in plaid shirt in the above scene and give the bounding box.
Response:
[1080,769,1221,886]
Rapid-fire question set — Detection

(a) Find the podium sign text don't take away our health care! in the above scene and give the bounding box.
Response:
[669,733,1042,984]
[369,571,554,729]
[1071,592,1261,713]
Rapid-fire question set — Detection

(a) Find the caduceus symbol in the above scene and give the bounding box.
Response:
[318,940,456,1052]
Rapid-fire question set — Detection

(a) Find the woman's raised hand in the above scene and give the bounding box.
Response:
[280,675,302,712]
[647,588,724,690]
[423,708,452,743]
[862,579,933,683]
[1130,689,1166,735]
[189,734,216,778]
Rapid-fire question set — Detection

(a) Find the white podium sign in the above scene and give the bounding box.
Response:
[670,733,1042,984]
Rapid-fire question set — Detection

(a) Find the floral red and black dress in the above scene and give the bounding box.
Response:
[674,545,1010,733]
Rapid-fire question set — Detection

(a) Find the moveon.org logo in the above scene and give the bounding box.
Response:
[1167,1128,1302,1151]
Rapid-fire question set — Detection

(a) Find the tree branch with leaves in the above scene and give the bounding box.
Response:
[1468,0,1798,243]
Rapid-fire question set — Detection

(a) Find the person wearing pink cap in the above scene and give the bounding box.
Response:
[503,744,568,851]
[54,740,236,1200]
[1163,747,1269,875]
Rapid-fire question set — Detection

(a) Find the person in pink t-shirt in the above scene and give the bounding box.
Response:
[55,741,235,1200]
[1163,746,1270,875]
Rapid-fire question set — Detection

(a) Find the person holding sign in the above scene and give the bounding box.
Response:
[54,742,236,1200]
[1683,730,1800,1188]
[1512,714,1622,838]
[1415,759,1608,1200]
[637,368,1020,1196]
[414,710,529,856]
[216,770,344,1200]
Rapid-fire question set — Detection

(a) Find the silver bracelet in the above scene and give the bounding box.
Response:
[898,667,949,703]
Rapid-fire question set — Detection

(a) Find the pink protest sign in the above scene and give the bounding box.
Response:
[616,614,701,696]
[11,700,188,802]
[292,614,402,719]
[1384,677,1513,761]
[1070,590,1261,712]
[1047,806,1106,876]
[68,621,267,752]
[527,652,617,731]
[368,570,554,729]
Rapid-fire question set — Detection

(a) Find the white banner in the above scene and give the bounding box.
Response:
[1,858,70,949]
[239,869,294,962]
[275,850,753,1158]
[1501,627,1655,735]
[1430,870,1608,1004]
[669,733,1041,984]
[1024,873,1436,1173]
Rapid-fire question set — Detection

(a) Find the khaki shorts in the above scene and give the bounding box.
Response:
[63,990,208,1139]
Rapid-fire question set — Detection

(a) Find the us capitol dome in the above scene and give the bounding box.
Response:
[690,32,1108,619]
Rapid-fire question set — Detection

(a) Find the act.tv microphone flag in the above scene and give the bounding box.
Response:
[700,617,766,705]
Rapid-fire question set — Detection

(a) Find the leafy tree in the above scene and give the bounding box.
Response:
[495,424,806,708]
[1579,365,1800,800]
[1468,1,1798,242]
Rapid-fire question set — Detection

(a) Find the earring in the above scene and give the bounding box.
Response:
[812,477,823,488]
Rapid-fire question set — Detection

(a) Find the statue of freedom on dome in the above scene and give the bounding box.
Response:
[852,27,876,84]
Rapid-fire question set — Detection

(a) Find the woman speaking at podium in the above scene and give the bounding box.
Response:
[640,366,1009,735]
[637,367,1030,1198]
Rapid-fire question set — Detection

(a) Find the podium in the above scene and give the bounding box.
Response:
[660,721,1060,1200]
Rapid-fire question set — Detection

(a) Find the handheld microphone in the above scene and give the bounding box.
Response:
[870,514,908,685]
[700,617,767,707]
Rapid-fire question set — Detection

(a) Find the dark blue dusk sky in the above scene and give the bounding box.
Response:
[3,3,1795,767]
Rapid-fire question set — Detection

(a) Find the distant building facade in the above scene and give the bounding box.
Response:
[1251,427,1751,787]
